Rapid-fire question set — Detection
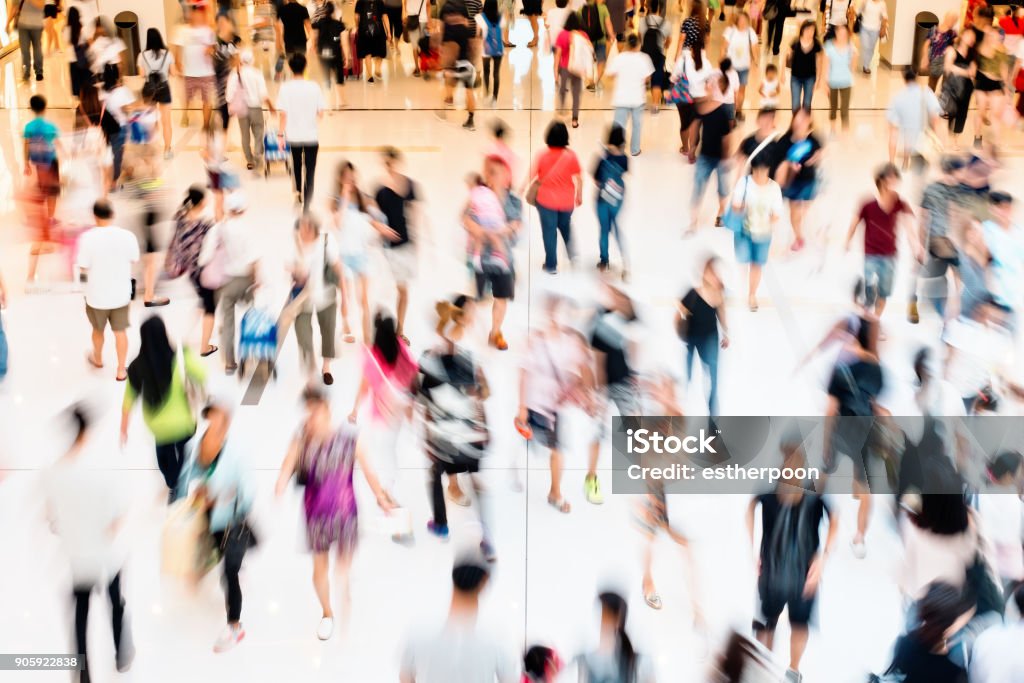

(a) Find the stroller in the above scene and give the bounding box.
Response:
[238,303,278,381]
[262,129,292,178]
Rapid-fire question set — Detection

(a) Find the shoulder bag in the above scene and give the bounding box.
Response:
[525,150,572,206]
[322,233,340,286]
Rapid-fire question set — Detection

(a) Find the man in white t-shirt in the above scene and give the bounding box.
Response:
[173,3,217,127]
[606,33,654,156]
[277,52,326,211]
[400,559,520,683]
[970,585,1024,683]
[75,199,139,381]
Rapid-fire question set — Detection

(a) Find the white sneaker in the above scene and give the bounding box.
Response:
[316,617,335,641]
[213,624,245,653]
[851,538,867,559]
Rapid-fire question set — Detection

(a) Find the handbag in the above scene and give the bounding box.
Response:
[526,150,572,207]
[404,0,425,36]
[665,72,693,104]
[722,176,749,233]
[180,347,206,422]
[161,498,215,579]
[852,13,862,34]
[227,67,248,118]
[763,0,779,22]
[322,233,340,286]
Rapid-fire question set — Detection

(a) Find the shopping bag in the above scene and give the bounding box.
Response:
[160,499,215,579]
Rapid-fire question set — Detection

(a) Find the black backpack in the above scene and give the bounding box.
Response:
[641,16,662,56]
[144,51,169,89]
[582,4,603,43]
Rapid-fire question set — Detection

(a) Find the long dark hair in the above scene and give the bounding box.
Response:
[67,7,82,46]
[127,316,177,409]
[372,312,400,366]
[335,160,368,213]
[78,79,102,124]
[179,185,207,215]
[913,582,969,652]
[912,468,969,535]
[598,592,636,681]
[483,0,500,25]
[145,28,166,54]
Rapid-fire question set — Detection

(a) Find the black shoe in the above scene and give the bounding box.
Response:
[597,261,609,271]
[36,73,43,81]
[463,116,475,131]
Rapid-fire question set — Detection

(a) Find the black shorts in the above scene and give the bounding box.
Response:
[140,203,164,254]
[826,417,875,484]
[527,410,559,449]
[475,269,514,299]
[755,574,815,630]
[151,81,172,104]
[522,0,543,16]
[193,278,217,314]
[383,6,403,39]
[44,4,59,18]
[975,73,1004,93]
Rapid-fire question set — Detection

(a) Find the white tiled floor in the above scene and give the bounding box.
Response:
[2,7,1024,683]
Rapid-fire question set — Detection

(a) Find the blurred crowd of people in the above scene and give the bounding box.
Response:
[4,0,1024,682]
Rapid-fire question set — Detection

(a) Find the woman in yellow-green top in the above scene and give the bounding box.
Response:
[120,315,207,500]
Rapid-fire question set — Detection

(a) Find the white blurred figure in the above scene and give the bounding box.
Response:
[43,404,134,682]
[970,584,1024,683]
[572,591,656,682]
[400,558,520,682]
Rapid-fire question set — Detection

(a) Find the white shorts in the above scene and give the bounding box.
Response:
[383,245,417,284]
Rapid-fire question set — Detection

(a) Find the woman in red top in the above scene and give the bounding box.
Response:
[553,13,587,127]
[527,121,582,273]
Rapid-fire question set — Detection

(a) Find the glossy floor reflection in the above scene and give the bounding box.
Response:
[2,8,1024,683]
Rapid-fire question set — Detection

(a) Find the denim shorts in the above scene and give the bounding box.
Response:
[343,252,369,276]
[693,155,731,203]
[864,255,896,299]
[734,231,771,265]
[736,68,750,86]
[595,42,607,63]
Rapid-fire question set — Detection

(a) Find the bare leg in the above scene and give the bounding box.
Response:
[490,297,507,337]
[756,628,775,650]
[395,283,408,337]
[358,275,371,342]
[201,313,215,353]
[161,103,172,154]
[853,480,871,545]
[790,626,809,672]
[91,329,104,366]
[143,253,159,303]
[748,264,762,307]
[548,449,563,501]
[334,550,353,623]
[312,552,333,618]
[113,331,128,378]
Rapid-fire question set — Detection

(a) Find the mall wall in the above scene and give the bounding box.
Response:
[96,0,173,39]
[881,0,963,66]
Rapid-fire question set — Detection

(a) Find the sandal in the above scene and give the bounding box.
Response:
[115,372,128,382]
[643,590,664,610]
[200,346,219,357]
[571,119,579,128]
[144,297,170,307]
[342,334,356,344]
[86,354,103,370]
[547,497,571,514]
[225,364,238,375]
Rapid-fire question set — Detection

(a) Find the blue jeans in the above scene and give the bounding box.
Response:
[596,199,625,266]
[613,105,645,156]
[686,333,719,416]
[537,203,573,272]
[791,76,815,111]
[860,29,880,71]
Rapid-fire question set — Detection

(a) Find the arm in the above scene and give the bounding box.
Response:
[804,502,839,597]
[887,121,897,164]
[354,438,394,509]
[0,270,6,308]
[844,213,860,250]
[717,301,729,348]
[305,18,313,44]
[815,47,825,89]
[349,372,370,422]
[275,438,300,497]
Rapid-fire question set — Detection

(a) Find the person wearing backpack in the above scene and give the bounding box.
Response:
[312,1,348,109]
[593,125,629,275]
[137,29,175,159]
[553,12,590,127]
[638,0,669,112]
[575,592,655,682]
[606,34,653,157]
[748,440,838,683]
[580,0,614,91]
[480,0,504,103]
[356,0,388,83]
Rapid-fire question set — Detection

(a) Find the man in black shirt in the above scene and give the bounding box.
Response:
[736,107,780,181]
[688,75,734,233]
[748,441,838,683]
[375,147,419,341]
[277,0,312,62]
[441,9,478,130]
[586,280,640,505]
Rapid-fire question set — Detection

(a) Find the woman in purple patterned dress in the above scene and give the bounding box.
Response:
[275,385,392,642]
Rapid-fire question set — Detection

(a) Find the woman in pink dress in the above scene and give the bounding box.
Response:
[276,385,392,642]
[348,312,418,541]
